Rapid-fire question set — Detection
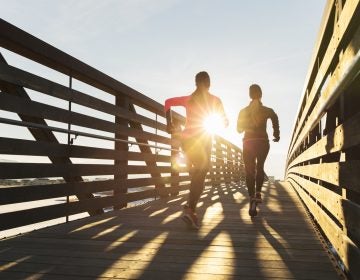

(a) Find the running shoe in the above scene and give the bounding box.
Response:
[182,205,200,229]
[249,197,258,217]
[255,192,262,203]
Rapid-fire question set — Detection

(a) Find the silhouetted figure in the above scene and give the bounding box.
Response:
[165,71,228,229]
[237,84,280,216]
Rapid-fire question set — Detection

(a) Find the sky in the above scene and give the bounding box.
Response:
[0,0,327,179]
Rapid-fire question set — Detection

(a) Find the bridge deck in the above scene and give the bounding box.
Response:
[0,181,341,280]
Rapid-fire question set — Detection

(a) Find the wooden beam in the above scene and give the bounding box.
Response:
[0,137,171,162]
[288,161,360,193]
[129,103,165,189]
[287,111,360,169]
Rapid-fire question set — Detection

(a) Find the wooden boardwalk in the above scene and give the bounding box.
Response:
[0,181,342,280]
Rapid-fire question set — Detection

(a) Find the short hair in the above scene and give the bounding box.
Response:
[249,84,262,99]
[195,71,210,86]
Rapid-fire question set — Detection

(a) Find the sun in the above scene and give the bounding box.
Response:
[203,113,224,134]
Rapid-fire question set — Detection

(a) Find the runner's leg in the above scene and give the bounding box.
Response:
[243,141,256,198]
[255,140,270,194]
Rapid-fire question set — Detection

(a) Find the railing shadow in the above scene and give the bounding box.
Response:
[0,182,339,279]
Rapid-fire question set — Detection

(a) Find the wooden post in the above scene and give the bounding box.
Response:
[114,95,129,209]
[214,139,220,186]
[128,104,165,190]
[209,137,215,185]
[226,144,231,184]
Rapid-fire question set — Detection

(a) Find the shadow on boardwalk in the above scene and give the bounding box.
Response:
[0,181,340,279]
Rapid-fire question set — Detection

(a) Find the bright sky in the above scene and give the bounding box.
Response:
[0,0,326,179]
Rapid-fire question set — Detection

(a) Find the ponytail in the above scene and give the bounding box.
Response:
[249,99,262,127]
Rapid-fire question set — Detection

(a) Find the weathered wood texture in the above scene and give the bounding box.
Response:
[286,1,360,279]
[0,181,342,280]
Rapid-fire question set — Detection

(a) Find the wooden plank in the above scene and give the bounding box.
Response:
[342,199,360,246]
[128,104,164,189]
[0,162,116,179]
[0,63,166,130]
[0,91,116,132]
[114,95,129,209]
[0,137,171,162]
[288,161,360,193]
[0,249,336,270]
[0,259,340,280]
[286,180,360,280]
[0,162,190,179]
[288,0,360,156]
[288,111,360,168]
[0,189,158,230]
[0,175,190,205]
[287,174,343,223]
[0,92,170,145]
[0,180,116,204]
[1,235,331,259]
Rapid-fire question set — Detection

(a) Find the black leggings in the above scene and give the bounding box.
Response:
[182,135,211,211]
[243,139,270,197]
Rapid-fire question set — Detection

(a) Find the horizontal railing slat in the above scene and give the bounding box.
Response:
[0,163,190,179]
[288,161,360,194]
[0,190,158,230]
[0,176,193,205]
[287,174,343,223]
[0,137,171,162]
[0,92,171,145]
[288,111,360,169]
[341,199,360,245]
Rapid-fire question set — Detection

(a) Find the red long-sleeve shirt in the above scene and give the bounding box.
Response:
[164,93,228,138]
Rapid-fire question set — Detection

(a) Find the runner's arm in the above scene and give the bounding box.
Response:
[164,96,189,133]
[217,99,229,127]
[164,96,189,112]
[237,109,247,133]
[270,109,280,141]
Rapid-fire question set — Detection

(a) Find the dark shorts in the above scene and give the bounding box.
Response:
[181,134,212,170]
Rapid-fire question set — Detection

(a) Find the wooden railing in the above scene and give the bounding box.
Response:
[285,1,360,279]
[0,19,244,231]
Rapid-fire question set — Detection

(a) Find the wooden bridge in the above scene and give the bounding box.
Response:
[0,1,359,279]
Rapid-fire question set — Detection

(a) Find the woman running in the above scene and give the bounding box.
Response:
[164,71,228,229]
[237,84,280,216]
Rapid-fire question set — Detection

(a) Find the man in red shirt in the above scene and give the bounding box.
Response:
[165,71,228,229]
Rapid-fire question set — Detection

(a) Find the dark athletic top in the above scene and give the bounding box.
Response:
[165,93,228,138]
[237,101,279,140]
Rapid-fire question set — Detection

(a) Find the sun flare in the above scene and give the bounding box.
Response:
[203,113,224,134]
